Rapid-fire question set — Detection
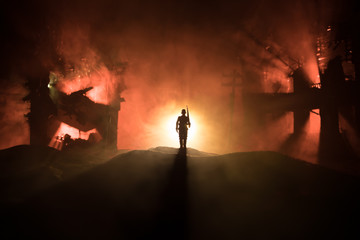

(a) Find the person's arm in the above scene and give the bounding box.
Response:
[176,117,179,132]
[188,116,191,128]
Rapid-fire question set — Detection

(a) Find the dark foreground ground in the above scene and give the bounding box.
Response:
[0,145,359,239]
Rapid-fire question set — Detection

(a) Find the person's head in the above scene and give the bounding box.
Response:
[181,109,186,115]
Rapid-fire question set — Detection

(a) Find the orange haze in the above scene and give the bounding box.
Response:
[2,0,354,164]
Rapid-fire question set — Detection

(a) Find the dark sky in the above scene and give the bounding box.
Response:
[0,0,356,79]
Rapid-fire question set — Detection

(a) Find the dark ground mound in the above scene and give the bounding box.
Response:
[149,146,217,157]
[0,145,127,204]
[0,146,359,239]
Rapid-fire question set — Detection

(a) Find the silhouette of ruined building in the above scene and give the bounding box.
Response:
[23,63,126,151]
[242,23,360,162]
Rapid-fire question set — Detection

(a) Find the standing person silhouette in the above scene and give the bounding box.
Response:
[176,108,191,149]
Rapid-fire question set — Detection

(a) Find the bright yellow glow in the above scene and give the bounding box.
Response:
[148,106,203,150]
[163,113,198,147]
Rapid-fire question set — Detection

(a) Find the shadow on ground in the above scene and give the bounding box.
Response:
[1,146,360,239]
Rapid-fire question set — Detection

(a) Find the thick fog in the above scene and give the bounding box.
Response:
[0,0,356,162]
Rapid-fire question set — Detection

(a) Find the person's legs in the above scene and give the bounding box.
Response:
[179,137,183,148]
[183,131,187,148]
[179,129,188,148]
[179,130,184,148]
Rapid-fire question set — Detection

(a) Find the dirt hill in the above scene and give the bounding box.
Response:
[1,146,359,239]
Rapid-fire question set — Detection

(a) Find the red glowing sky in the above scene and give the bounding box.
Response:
[0,0,357,162]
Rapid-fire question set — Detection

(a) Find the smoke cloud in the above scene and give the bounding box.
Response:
[0,0,356,162]
[0,78,30,149]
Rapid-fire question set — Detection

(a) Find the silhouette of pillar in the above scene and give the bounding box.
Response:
[320,57,343,138]
[292,68,310,134]
[222,70,241,148]
[103,96,124,151]
[24,75,56,146]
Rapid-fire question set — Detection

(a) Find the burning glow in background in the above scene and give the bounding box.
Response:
[148,106,200,150]
[0,0,357,163]
[49,122,98,150]
[0,81,30,149]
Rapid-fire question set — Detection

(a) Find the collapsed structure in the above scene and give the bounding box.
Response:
[23,62,126,151]
[242,23,360,161]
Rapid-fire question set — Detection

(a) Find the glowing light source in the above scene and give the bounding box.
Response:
[48,122,98,150]
[148,107,202,150]
[163,113,198,147]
